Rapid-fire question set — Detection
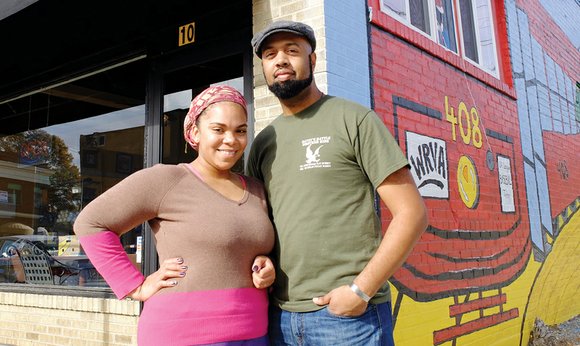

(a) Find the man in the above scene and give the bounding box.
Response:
[248,20,428,345]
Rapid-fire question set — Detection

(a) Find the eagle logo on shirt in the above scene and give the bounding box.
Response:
[299,137,331,171]
[305,144,324,163]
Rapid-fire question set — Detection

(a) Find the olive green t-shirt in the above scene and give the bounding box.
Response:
[247,95,408,312]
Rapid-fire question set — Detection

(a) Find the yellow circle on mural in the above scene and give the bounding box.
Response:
[457,155,479,209]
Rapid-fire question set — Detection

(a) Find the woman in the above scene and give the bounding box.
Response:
[74,85,275,345]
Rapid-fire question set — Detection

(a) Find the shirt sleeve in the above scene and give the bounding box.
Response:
[78,231,145,299]
[246,145,262,181]
[73,164,182,298]
[354,110,409,188]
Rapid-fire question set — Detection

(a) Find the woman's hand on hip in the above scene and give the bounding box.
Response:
[128,257,187,301]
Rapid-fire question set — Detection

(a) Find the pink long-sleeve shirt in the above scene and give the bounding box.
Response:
[74,163,275,345]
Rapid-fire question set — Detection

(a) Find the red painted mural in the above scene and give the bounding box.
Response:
[367,0,538,343]
[543,131,580,219]
[370,21,530,303]
[387,95,530,301]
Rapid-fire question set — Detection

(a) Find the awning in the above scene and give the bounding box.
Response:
[0,0,38,21]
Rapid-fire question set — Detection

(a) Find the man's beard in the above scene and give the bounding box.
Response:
[267,61,313,100]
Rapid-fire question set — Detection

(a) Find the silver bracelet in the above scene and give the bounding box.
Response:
[349,283,371,302]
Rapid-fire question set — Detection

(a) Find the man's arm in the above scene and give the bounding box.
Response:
[313,167,428,315]
[353,167,427,298]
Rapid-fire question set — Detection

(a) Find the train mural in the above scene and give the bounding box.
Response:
[368,0,579,345]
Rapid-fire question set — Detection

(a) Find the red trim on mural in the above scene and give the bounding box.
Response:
[449,293,507,316]
[433,308,519,345]
[491,0,514,88]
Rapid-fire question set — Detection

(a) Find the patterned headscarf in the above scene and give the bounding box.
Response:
[183,85,247,151]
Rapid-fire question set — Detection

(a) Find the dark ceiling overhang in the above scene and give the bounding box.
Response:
[0,0,252,101]
[0,0,38,21]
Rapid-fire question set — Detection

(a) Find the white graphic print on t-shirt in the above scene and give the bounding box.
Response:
[300,136,332,171]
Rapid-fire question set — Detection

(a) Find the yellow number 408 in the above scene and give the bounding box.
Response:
[445,96,483,148]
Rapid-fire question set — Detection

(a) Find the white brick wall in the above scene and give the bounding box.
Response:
[251,0,327,134]
[0,292,139,346]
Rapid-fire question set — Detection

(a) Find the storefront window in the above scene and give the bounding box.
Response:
[0,59,146,289]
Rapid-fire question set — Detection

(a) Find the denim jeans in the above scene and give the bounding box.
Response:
[269,302,395,346]
[202,335,269,346]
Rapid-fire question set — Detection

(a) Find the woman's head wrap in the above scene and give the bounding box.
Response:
[183,85,247,151]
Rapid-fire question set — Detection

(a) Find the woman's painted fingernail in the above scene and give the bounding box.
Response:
[179,272,186,277]
[180,266,188,270]
[252,265,260,272]
[171,280,178,286]
[177,258,184,264]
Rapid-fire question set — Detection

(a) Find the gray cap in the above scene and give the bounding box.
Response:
[251,20,316,58]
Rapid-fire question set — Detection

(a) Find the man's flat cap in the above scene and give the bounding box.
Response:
[251,20,316,58]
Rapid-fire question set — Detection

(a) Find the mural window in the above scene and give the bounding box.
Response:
[0,58,146,292]
[382,0,433,36]
[382,0,407,17]
[410,0,431,35]
[576,82,580,121]
[435,0,458,52]
[458,0,499,76]
[381,0,458,52]
[380,0,499,77]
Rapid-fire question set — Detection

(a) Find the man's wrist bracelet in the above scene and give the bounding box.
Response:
[349,283,371,303]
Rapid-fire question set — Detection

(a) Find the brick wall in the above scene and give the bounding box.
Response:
[0,292,139,346]
[251,0,326,133]
[323,0,371,107]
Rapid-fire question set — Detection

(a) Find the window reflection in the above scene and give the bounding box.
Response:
[435,0,457,52]
[0,60,146,288]
[410,0,430,35]
[382,0,407,17]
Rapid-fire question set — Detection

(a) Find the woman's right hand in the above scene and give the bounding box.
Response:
[127,257,187,301]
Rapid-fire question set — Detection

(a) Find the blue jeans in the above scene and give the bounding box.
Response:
[202,335,269,346]
[269,302,395,346]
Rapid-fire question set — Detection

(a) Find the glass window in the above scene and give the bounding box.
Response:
[459,0,478,62]
[410,0,431,35]
[435,0,458,52]
[576,82,580,122]
[459,0,498,75]
[382,0,432,35]
[382,0,407,17]
[379,0,499,76]
[382,0,458,52]
[475,0,498,74]
[0,59,146,289]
